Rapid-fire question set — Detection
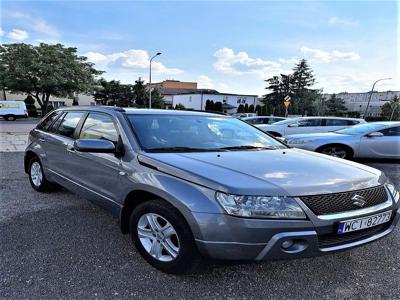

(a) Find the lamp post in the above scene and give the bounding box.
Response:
[363,77,391,117]
[149,52,162,109]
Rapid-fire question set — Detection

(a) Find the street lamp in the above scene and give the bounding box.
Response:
[149,52,162,109]
[363,77,391,117]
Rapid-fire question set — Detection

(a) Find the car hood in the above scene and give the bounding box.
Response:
[138,148,384,196]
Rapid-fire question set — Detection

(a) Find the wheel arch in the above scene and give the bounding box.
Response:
[316,143,355,157]
[24,150,38,173]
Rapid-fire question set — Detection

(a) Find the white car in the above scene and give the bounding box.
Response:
[257,116,366,137]
[242,116,286,125]
[0,100,28,121]
[231,113,257,119]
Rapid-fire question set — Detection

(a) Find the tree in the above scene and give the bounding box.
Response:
[237,104,245,113]
[149,88,164,109]
[133,78,148,107]
[214,101,223,112]
[244,103,249,113]
[291,59,316,115]
[72,96,79,106]
[255,105,261,115]
[325,94,348,116]
[24,95,38,117]
[0,43,103,114]
[205,100,215,111]
[174,103,186,110]
[263,74,292,116]
[381,96,399,121]
[248,104,255,113]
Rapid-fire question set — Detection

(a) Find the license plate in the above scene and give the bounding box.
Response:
[338,211,392,234]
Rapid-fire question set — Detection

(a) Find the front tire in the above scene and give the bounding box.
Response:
[5,115,16,121]
[130,200,202,274]
[28,157,56,192]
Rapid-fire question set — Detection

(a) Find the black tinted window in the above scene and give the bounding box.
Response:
[56,112,84,138]
[80,113,118,143]
[379,126,400,136]
[298,119,322,127]
[325,119,349,126]
[37,111,62,131]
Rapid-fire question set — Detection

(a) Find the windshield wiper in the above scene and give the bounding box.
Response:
[215,145,280,151]
[146,146,216,153]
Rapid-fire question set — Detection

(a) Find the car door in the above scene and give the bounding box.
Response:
[43,111,86,178]
[359,126,400,158]
[69,112,125,211]
[285,118,323,135]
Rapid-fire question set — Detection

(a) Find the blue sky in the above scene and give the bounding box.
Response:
[1,0,399,96]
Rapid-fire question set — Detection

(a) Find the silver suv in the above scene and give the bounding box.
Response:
[25,106,399,274]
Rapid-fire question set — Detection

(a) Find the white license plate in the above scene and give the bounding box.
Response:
[338,211,392,234]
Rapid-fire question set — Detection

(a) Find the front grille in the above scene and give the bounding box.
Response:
[318,223,392,248]
[299,185,387,216]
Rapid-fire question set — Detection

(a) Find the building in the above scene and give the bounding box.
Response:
[172,91,257,114]
[322,91,400,117]
[149,80,197,90]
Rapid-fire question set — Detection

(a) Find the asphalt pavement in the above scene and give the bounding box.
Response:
[0,152,399,299]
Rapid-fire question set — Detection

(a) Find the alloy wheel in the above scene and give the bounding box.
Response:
[137,213,180,262]
[322,147,347,158]
[30,162,43,187]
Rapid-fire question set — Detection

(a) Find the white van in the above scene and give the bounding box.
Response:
[0,100,28,121]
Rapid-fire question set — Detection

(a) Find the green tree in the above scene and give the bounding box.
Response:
[263,74,292,116]
[248,104,255,113]
[237,104,245,113]
[244,103,249,113]
[255,105,261,115]
[291,59,316,115]
[214,101,223,112]
[0,43,102,114]
[149,88,164,109]
[325,94,348,116]
[24,95,38,117]
[132,78,147,107]
[205,100,215,111]
[381,96,399,121]
[174,103,186,110]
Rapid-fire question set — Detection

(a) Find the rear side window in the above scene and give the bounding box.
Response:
[37,111,62,131]
[56,112,85,138]
[325,119,350,126]
[298,119,322,127]
[79,113,118,143]
[379,126,400,136]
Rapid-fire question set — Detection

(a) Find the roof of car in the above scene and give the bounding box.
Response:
[57,106,228,117]
[242,116,286,120]
[368,121,400,126]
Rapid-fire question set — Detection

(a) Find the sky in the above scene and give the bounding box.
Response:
[1,0,399,96]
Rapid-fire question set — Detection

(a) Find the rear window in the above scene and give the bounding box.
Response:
[325,119,350,126]
[37,111,62,131]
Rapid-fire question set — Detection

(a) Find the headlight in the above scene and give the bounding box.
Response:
[215,192,306,219]
[385,179,399,203]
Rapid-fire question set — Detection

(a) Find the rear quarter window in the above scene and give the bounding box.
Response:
[37,111,62,131]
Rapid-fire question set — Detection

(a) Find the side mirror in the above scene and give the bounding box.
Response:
[74,139,116,153]
[366,132,384,138]
[288,123,299,128]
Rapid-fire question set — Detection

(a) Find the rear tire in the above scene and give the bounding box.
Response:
[318,145,353,159]
[5,115,16,121]
[130,199,202,274]
[28,157,56,192]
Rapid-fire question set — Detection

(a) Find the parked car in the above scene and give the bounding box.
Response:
[0,100,28,121]
[285,122,400,159]
[258,116,366,137]
[242,116,286,125]
[231,112,257,119]
[25,107,399,274]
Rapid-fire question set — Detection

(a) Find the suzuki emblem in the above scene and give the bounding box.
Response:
[352,194,366,208]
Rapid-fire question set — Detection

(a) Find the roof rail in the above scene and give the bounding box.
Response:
[101,106,126,112]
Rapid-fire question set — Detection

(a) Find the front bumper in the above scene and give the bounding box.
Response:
[194,203,399,261]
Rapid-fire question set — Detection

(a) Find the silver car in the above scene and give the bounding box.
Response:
[286,122,400,159]
[25,107,399,274]
[242,116,287,125]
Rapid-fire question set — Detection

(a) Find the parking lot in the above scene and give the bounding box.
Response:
[0,150,399,299]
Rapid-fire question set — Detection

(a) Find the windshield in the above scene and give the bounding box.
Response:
[336,123,387,135]
[127,115,286,152]
[271,118,298,125]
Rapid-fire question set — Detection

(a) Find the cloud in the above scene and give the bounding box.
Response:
[7,29,29,41]
[213,47,287,78]
[300,46,360,63]
[7,11,60,38]
[0,28,4,37]
[197,75,214,89]
[329,16,359,27]
[85,49,183,76]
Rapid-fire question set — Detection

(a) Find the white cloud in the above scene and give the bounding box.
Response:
[85,49,183,76]
[300,46,360,63]
[198,75,214,89]
[329,16,359,27]
[7,11,60,38]
[7,29,29,41]
[0,28,4,37]
[213,47,287,78]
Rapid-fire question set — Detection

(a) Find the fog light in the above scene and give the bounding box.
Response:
[281,240,294,249]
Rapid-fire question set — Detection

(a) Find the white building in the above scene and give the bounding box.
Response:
[322,91,400,117]
[172,91,257,114]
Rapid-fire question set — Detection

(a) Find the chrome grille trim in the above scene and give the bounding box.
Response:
[299,185,389,216]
